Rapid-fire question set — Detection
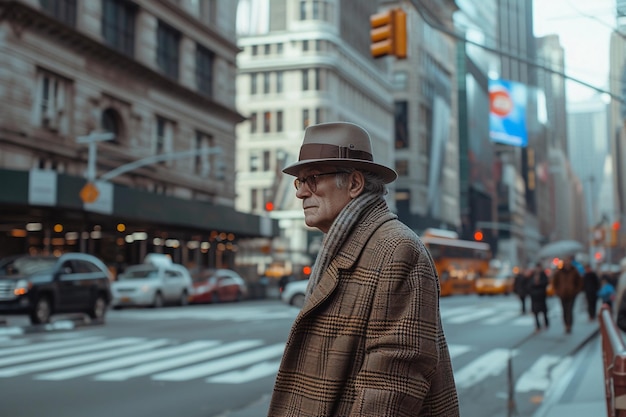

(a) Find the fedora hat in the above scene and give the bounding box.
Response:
[282,122,397,183]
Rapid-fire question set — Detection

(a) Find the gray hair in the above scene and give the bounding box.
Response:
[335,168,387,196]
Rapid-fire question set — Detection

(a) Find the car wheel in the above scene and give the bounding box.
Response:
[211,292,220,304]
[152,292,164,308]
[179,291,189,306]
[88,295,107,321]
[290,293,306,309]
[235,291,243,302]
[30,296,52,325]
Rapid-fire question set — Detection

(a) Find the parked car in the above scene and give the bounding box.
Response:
[189,268,248,303]
[0,253,112,324]
[110,254,193,309]
[280,279,308,308]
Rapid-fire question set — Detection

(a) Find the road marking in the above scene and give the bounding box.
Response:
[446,308,497,324]
[207,360,282,384]
[36,340,220,380]
[95,339,264,381]
[453,348,518,389]
[515,354,562,392]
[0,339,168,377]
[153,343,285,381]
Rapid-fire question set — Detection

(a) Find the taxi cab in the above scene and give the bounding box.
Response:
[474,264,514,296]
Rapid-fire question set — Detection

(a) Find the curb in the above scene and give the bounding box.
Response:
[0,315,105,336]
[532,328,601,417]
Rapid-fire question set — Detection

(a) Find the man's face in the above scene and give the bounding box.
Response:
[294,166,353,233]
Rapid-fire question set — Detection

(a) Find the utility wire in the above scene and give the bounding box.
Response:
[407,0,626,105]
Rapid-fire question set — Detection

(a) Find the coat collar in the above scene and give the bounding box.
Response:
[299,207,397,318]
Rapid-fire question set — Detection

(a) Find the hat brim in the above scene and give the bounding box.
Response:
[282,158,397,184]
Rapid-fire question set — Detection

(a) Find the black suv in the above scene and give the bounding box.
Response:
[0,253,112,325]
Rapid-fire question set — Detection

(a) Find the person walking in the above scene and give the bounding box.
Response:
[527,262,549,332]
[268,122,459,416]
[597,276,616,312]
[582,263,601,320]
[513,266,530,315]
[551,256,583,334]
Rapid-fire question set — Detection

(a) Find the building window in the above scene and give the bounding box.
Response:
[250,112,258,133]
[250,73,258,95]
[276,71,283,93]
[277,43,283,54]
[194,131,214,177]
[34,69,70,133]
[155,116,174,166]
[302,109,310,129]
[315,108,321,124]
[263,151,271,171]
[395,101,409,149]
[392,71,408,90]
[102,0,136,57]
[303,40,309,52]
[251,189,258,211]
[263,72,271,94]
[40,0,76,26]
[276,110,283,132]
[101,108,122,144]
[312,0,320,19]
[251,45,258,56]
[250,154,260,172]
[264,44,271,55]
[156,21,180,80]
[196,44,214,97]
[263,111,271,133]
[302,69,309,91]
[314,68,321,90]
[396,160,409,176]
[299,1,306,20]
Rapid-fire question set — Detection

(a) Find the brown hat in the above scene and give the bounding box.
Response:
[282,122,397,183]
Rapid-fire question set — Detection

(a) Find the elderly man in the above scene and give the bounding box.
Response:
[268,122,459,417]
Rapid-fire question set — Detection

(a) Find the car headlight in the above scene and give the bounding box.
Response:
[14,279,32,296]
[140,285,153,293]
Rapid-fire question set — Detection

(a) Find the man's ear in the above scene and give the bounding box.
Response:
[348,171,365,198]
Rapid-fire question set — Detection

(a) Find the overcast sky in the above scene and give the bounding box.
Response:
[533,0,616,101]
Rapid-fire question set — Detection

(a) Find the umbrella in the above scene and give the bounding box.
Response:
[537,240,585,259]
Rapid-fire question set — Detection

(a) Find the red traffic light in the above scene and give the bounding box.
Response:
[473,230,484,241]
[265,202,274,211]
[612,221,621,231]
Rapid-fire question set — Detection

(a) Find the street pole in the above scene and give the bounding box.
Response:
[76,131,115,182]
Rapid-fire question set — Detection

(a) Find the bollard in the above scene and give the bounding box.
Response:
[600,304,626,417]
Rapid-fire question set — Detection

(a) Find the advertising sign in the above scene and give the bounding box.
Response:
[489,79,528,147]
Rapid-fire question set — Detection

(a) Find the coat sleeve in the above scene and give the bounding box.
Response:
[349,235,457,417]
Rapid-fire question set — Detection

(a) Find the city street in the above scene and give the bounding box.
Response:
[0,296,598,417]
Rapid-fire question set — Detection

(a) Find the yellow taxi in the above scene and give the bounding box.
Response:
[474,265,514,296]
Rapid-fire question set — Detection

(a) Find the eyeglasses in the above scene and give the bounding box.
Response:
[293,171,348,192]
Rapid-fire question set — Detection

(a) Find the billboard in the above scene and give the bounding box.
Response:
[489,79,528,147]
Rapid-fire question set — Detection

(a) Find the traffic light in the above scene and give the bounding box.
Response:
[264,201,274,211]
[370,8,407,59]
[609,221,621,247]
[473,230,484,241]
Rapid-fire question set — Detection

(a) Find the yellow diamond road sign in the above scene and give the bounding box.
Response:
[80,182,99,204]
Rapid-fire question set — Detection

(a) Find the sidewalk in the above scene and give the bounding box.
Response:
[533,331,606,417]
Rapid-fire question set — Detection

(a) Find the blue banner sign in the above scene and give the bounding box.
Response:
[489,79,528,147]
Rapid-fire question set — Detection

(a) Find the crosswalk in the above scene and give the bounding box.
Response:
[0,298,590,393]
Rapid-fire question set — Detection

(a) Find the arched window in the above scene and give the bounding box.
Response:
[101,108,123,144]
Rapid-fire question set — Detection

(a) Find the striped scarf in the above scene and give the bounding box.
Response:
[305,192,385,298]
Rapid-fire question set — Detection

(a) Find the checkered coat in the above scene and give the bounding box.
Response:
[268,210,459,417]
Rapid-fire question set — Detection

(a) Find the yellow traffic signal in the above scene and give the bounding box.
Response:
[370,8,407,59]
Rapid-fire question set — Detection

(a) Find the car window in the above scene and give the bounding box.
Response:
[166,270,183,279]
[0,257,57,276]
[73,260,103,273]
[119,266,159,279]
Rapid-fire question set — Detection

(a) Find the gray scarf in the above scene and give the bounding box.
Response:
[305,192,385,298]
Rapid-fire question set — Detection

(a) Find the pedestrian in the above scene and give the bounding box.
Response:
[597,276,616,312]
[268,122,459,416]
[551,256,583,334]
[614,257,626,321]
[582,263,600,320]
[513,266,530,315]
[527,262,549,332]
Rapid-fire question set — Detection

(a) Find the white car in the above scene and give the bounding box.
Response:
[111,255,193,309]
[281,279,309,308]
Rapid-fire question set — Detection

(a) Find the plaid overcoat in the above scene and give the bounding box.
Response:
[268,209,459,416]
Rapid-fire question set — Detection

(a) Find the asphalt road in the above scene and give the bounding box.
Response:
[0,295,598,417]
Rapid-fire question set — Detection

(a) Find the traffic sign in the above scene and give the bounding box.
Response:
[80,182,99,204]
